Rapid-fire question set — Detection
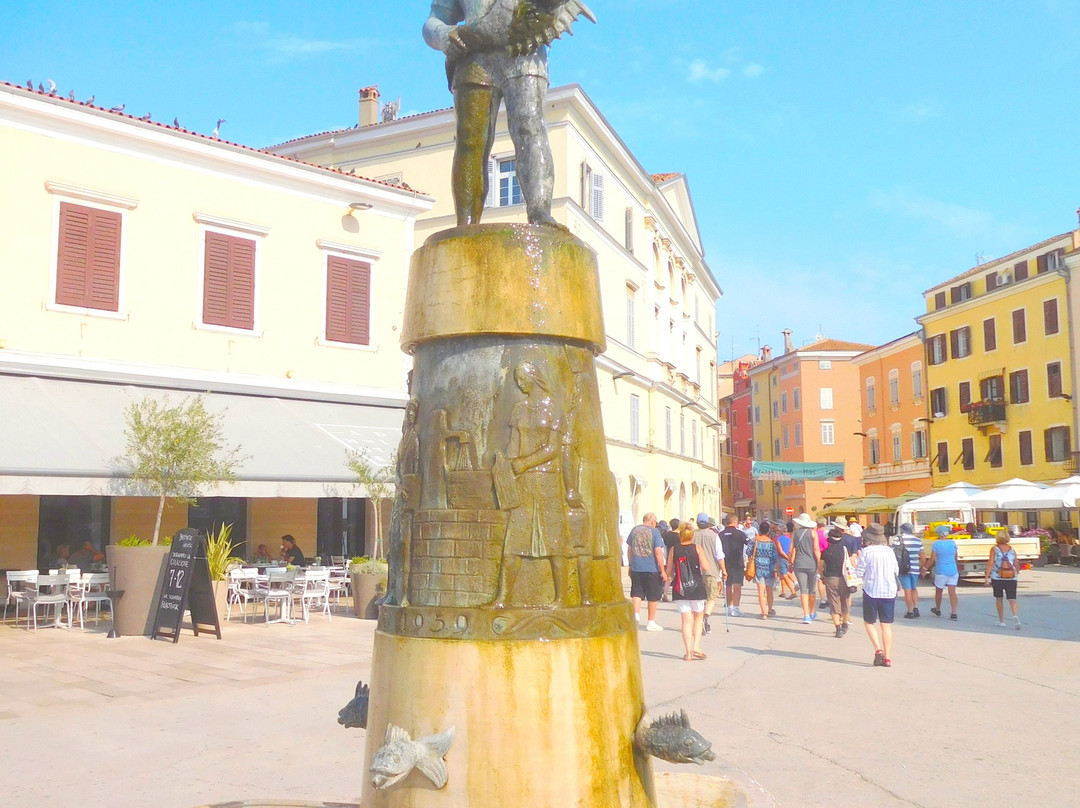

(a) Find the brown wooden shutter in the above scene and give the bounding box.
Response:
[203,232,255,329]
[1037,253,1048,274]
[949,330,960,358]
[1044,299,1059,335]
[325,256,370,345]
[1045,428,1054,462]
[1014,261,1028,281]
[1018,431,1032,465]
[985,271,997,291]
[934,291,946,309]
[1012,309,1026,343]
[56,202,120,311]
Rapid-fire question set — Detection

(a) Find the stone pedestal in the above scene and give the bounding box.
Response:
[361,225,656,806]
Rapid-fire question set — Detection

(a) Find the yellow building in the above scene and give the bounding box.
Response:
[918,221,1080,526]
[272,84,724,528]
[851,332,933,498]
[0,82,432,569]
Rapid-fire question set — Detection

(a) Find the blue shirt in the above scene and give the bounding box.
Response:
[932,538,959,576]
[627,524,664,573]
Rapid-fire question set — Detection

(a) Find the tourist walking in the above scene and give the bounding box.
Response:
[750,521,780,619]
[776,522,798,599]
[667,522,712,660]
[925,524,960,620]
[819,527,851,637]
[855,524,899,666]
[896,522,923,618]
[984,533,1021,630]
[692,513,726,634]
[790,512,821,623]
[626,513,667,631]
[719,514,748,616]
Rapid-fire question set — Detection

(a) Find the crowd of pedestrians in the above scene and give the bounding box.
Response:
[627,509,1027,667]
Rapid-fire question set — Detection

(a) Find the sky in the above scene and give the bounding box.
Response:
[5,1,1080,360]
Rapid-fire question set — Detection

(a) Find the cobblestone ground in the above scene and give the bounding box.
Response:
[2,566,1078,807]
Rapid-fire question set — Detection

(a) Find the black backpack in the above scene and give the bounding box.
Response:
[894,541,911,575]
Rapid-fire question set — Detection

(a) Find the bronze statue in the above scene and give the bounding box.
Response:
[423,0,595,227]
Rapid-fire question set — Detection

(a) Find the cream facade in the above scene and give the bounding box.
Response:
[0,82,433,569]
[272,84,724,527]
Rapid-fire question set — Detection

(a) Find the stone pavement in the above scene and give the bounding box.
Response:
[2,567,1079,807]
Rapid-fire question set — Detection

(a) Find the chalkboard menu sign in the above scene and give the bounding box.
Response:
[151,528,222,643]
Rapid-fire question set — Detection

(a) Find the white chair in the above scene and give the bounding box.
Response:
[225,568,258,622]
[256,567,296,625]
[68,572,110,630]
[298,568,332,623]
[327,566,350,612]
[27,571,77,632]
[331,555,346,566]
[4,570,38,627]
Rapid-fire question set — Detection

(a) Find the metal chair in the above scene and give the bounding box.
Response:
[298,568,332,623]
[27,571,78,632]
[68,572,111,630]
[327,566,350,612]
[256,567,296,625]
[225,567,258,622]
[4,570,38,627]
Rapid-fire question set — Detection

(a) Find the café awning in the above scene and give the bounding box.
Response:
[0,373,405,498]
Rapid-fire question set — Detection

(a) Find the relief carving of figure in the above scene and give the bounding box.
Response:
[386,399,421,607]
[492,362,569,606]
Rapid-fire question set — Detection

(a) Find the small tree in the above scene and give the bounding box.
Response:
[346,449,396,559]
[116,394,244,545]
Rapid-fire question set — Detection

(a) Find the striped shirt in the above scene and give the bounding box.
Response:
[855,544,899,599]
[899,533,922,575]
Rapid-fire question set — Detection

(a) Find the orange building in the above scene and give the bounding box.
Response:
[851,333,933,498]
[748,335,872,520]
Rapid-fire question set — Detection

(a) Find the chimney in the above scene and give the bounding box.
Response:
[761,345,773,361]
[782,329,795,354]
[359,85,380,127]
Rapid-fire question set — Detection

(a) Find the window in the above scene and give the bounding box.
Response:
[820,388,834,410]
[987,434,1003,468]
[1048,362,1063,398]
[325,256,371,345]
[772,376,778,388]
[1014,260,1029,281]
[1044,299,1060,336]
[203,230,256,330]
[1045,426,1070,462]
[911,429,928,459]
[772,400,779,419]
[866,377,876,412]
[911,362,923,400]
[869,437,880,465]
[781,392,788,413]
[958,381,971,413]
[497,158,522,207]
[753,381,759,393]
[793,387,801,410]
[773,438,780,456]
[927,334,947,365]
[745,404,751,423]
[892,431,903,462]
[950,282,972,304]
[949,326,971,359]
[625,289,636,350]
[55,201,122,312]
[755,441,762,460]
[980,375,1004,402]
[794,423,802,446]
[1009,369,1029,404]
[934,291,947,309]
[821,421,835,445]
[753,406,760,425]
[1012,308,1026,344]
[960,438,975,471]
[888,370,900,407]
[936,441,950,472]
[730,409,737,428]
[665,407,673,451]
[983,318,997,351]
[630,395,640,446]
[693,422,699,458]
[782,425,789,449]
[1038,249,1064,273]
[930,387,947,418]
[1019,430,1033,466]
[581,161,603,220]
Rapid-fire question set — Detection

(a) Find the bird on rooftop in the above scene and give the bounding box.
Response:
[139,113,151,121]
[86,95,95,105]
[211,118,226,139]
[26,79,32,90]
[37,83,44,92]
[46,79,57,95]
[68,90,75,100]
[110,103,125,113]
[173,117,180,128]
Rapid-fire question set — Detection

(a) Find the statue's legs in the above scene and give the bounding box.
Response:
[503,74,555,225]
[452,83,500,226]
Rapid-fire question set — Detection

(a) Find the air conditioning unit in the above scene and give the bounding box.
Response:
[997,268,1012,286]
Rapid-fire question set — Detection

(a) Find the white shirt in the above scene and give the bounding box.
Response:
[855,544,899,599]
[848,523,863,538]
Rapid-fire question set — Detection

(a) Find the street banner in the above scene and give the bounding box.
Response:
[751,461,845,482]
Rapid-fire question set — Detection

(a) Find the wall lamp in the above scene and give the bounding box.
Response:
[853,431,868,437]
[348,201,373,213]
[612,371,634,379]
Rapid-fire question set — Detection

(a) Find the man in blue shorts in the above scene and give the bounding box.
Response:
[626,513,667,631]
[855,524,899,667]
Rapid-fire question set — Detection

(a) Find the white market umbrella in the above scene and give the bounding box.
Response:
[966,478,1048,510]
[903,482,985,509]
[1029,476,1080,509]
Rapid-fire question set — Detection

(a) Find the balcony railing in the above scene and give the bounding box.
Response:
[1066,452,1080,476]
[968,399,1007,426]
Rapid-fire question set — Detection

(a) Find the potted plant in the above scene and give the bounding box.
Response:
[350,556,388,619]
[205,523,243,622]
[109,394,244,635]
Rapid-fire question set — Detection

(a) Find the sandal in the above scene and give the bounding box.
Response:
[683,654,693,661]
[759,613,768,620]
[691,650,707,660]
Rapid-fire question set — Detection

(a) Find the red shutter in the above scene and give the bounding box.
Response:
[325,256,371,345]
[203,232,255,329]
[56,202,120,311]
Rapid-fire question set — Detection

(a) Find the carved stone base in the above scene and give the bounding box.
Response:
[378,600,636,641]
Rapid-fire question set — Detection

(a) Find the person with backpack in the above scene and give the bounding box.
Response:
[896,522,924,619]
[666,522,712,660]
[984,533,1021,630]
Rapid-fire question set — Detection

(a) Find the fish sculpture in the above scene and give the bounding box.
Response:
[337,679,369,729]
[370,724,457,790]
[633,709,717,765]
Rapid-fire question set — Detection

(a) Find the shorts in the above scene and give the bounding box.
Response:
[898,573,918,590]
[795,569,818,593]
[704,574,720,601]
[934,573,959,589]
[630,570,664,602]
[824,576,850,616]
[675,599,706,614]
[778,559,790,576]
[754,574,776,587]
[727,565,743,584]
[862,595,895,624]
[992,579,1018,600]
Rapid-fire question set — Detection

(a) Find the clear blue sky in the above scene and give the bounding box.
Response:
[5,1,1079,358]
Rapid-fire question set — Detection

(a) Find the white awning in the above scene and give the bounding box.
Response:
[0,373,404,498]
